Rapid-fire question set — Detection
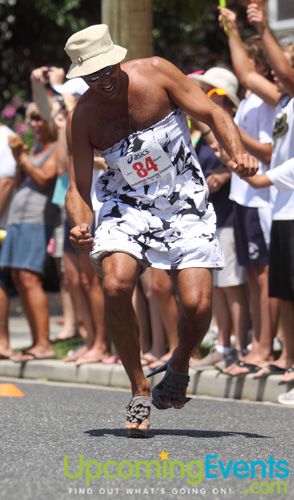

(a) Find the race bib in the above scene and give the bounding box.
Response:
[117,142,172,189]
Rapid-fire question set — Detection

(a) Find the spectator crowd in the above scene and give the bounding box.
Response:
[0,1,293,406]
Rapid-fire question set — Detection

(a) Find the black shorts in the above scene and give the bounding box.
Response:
[269,220,294,300]
[233,202,270,267]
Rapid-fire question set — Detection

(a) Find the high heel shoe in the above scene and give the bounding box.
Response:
[147,362,191,410]
[125,395,151,438]
[146,362,168,378]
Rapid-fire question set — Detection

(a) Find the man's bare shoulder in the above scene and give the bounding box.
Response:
[123,56,176,79]
[71,92,98,122]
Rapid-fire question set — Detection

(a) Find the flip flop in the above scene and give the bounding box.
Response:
[11,350,55,362]
[0,353,11,360]
[226,360,261,377]
[253,364,286,379]
[278,367,294,385]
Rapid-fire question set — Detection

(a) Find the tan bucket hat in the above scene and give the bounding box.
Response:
[189,67,240,108]
[65,24,127,79]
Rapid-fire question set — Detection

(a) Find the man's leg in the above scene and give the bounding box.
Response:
[171,267,212,373]
[151,267,212,409]
[101,252,151,433]
[102,252,149,394]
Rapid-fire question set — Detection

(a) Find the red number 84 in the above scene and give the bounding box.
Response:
[132,156,158,178]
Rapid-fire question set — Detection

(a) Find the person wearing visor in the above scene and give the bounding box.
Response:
[64,24,258,437]
[188,74,250,372]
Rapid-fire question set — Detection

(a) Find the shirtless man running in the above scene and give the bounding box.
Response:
[64,24,258,437]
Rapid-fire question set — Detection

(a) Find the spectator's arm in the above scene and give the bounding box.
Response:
[219,7,281,107]
[240,130,272,165]
[17,150,57,190]
[51,100,69,175]
[247,2,294,97]
[245,173,272,188]
[0,177,16,217]
[30,67,52,121]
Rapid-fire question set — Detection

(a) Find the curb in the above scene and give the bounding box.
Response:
[0,360,292,403]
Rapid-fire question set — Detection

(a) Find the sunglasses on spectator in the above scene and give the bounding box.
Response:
[27,114,43,122]
[207,88,228,98]
[83,65,116,83]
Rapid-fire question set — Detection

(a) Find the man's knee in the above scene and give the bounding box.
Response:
[181,294,212,324]
[103,273,135,299]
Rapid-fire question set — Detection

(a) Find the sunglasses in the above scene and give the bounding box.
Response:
[83,65,116,83]
[27,114,43,122]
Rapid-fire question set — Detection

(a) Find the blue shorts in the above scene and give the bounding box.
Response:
[0,223,54,274]
[233,202,271,267]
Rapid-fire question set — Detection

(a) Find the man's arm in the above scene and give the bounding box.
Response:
[151,57,258,177]
[247,2,294,98]
[0,177,16,218]
[65,110,94,250]
[219,7,281,107]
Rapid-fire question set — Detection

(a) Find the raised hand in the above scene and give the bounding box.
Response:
[247,2,268,35]
[218,7,237,33]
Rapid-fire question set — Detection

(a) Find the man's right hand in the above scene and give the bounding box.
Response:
[69,223,94,251]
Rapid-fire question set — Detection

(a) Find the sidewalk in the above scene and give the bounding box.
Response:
[1,315,292,404]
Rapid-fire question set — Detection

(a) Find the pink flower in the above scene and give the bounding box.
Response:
[2,106,16,119]
[11,96,22,107]
[16,122,29,134]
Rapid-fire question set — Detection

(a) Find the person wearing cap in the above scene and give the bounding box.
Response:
[63,24,258,437]
[188,70,250,371]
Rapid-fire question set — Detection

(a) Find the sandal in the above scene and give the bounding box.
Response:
[147,363,191,410]
[125,395,151,438]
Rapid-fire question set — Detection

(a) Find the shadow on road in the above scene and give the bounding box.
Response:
[84,428,271,439]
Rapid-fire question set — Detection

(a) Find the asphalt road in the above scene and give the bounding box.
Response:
[0,379,293,500]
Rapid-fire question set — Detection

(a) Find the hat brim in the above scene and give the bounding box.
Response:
[66,45,127,79]
[53,78,89,95]
[189,74,240,108]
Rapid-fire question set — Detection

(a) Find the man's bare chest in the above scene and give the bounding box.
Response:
[89,96,173,151]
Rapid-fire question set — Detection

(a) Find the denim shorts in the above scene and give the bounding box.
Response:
[0,223,54,274]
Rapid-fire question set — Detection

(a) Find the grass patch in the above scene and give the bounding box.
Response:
[52,336,84,360]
